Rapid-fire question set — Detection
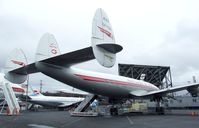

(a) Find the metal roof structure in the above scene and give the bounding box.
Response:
[118,64,173,89]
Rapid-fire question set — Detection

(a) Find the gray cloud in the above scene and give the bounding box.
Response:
[0,15,39,68]
[132,20,199,84]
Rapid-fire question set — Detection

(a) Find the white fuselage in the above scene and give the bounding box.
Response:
[28,93,84,107]
[37,62,159,98]
[71,67,159,97]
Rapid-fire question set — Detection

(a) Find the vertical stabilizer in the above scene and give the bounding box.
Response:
[92,8,115,42]
[35,33,61,62]
[91,8,122,68]
[4,49,27,84]
[27,84,44,96]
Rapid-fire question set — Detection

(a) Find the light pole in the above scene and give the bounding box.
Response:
[40,80,43,93]
[25,75,29,110]
[21,49,29,110]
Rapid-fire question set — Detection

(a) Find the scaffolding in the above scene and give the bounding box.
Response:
[118,64,173,89]
[0,77,20,115]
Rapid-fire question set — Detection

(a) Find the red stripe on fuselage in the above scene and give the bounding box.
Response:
[12,87,25,93]
[75,74,106,82]
[75,74,154,90]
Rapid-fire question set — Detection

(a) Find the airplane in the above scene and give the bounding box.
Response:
[21,84,84,110]
[3,8,199,109]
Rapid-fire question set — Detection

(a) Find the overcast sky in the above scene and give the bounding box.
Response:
[1,0,199,92]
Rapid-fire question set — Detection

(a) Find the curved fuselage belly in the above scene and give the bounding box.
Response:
[36,62,155,98]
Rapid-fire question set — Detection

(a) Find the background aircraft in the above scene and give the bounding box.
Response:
[0,72,84,110]
[20,84,84,110]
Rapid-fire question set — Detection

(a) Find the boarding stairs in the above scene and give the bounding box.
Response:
[0,80,20,115]
[71,94,98,116]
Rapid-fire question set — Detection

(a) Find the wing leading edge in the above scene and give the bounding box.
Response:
[130,83,199,97]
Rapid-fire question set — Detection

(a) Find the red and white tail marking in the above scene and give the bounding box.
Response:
[11,60,26,66]
[35,33,61,62]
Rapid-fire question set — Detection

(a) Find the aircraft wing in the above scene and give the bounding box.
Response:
[9,47,94,75]
[130,83,199,97]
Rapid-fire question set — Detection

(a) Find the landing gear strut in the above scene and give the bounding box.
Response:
[155,97,165,115]
[110,107,118,116]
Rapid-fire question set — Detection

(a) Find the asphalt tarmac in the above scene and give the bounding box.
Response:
[0,110,199,128]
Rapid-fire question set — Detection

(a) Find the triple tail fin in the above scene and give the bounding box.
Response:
[5,8,123,84]
[4,48,28,84]
[35,33,61,62]
[91,8,122,68]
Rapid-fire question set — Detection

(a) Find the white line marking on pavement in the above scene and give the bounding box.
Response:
[126,116,134,125]
[28,124,56,128]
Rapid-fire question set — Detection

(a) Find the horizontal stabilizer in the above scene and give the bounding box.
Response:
[6,46,95,81]
[41,46,95,67]
[96,43,123,54]
[8,63,38,75]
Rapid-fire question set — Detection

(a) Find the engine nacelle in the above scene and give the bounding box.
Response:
[187,86,199,97]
